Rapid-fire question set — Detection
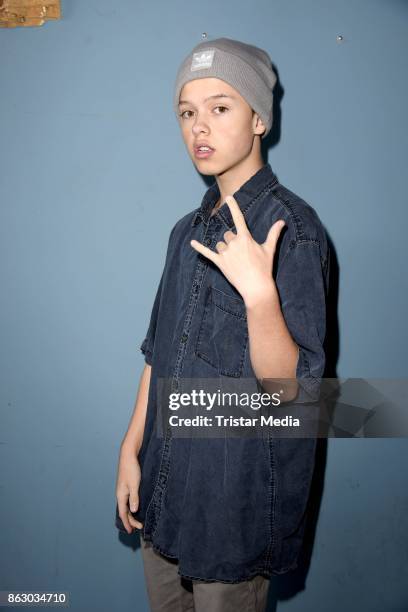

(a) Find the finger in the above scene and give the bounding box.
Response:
[129,491,139,514]
[223,229,236,244]
[224,195,249,235]
[190,239,220,264]
[118,499,133,534]
[128,511,143,530]
[215,240,227,253]
[264,219,286,255]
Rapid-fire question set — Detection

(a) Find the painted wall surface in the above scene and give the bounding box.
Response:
[1,1,407,610]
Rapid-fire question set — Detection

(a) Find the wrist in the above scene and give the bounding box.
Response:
[243,281,280,311]
[120,438,140,459]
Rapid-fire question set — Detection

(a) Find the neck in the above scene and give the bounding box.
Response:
[211,148,265,215]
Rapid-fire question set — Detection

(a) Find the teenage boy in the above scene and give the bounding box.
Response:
[116,37,330,611]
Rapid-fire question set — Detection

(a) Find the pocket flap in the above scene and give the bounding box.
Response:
[209,286,247,320]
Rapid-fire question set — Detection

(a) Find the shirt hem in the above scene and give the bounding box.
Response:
[141,532,295,583]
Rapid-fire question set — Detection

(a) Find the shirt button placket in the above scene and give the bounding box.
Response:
[148,221,219,536]
[172,225,214,387]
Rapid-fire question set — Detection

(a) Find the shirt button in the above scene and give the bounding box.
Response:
[181,333,188,343]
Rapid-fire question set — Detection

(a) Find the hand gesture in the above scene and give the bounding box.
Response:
[190,195,285,307]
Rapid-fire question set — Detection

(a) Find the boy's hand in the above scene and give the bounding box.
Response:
[116,450,144,534]
[190,195,285,308]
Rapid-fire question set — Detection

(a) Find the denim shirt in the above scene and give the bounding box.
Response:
[115,163,330,583]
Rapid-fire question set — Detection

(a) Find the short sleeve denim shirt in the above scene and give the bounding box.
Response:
[115,163,330,583]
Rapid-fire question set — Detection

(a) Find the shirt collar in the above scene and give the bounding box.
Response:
[191,162,279,228]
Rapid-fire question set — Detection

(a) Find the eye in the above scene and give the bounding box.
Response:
[179,106,229,120]
[179,110,193,119]
[214,105,228,114]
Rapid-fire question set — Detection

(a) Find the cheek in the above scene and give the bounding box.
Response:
[219,123,253,152]
[221,113,253,141]
[180,124,193,144]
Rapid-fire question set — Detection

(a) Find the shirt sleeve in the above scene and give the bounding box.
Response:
[139,222,177,365]
[139,270,164,365]
[275,238,330,403]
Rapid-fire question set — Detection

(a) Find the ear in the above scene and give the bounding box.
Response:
[252,111,266,137]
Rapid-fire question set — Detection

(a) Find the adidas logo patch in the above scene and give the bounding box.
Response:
[191,49,215,71]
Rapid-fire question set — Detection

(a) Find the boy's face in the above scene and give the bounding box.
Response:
[177,77,265,175]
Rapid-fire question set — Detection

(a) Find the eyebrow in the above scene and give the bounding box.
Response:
[178,93,236,107]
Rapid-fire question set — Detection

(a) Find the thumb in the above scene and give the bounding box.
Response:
[129,490,139,513]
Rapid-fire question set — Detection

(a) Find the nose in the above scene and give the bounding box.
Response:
[192,114,209,136]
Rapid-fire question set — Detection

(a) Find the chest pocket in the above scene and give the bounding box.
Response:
[195,286,249,378]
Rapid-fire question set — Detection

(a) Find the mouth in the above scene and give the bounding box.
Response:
[194,144,215,159]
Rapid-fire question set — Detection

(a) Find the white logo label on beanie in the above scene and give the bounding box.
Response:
[191,49,215,71]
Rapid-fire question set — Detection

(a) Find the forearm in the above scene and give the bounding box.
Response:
[120,363,152,457]
[244,283,299,399]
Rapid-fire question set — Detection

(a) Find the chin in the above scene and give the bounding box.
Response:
[195,166,215,177]
[198,159,238,178]
[192,158,218,175]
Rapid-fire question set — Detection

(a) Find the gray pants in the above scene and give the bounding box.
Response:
[140,534,270,612]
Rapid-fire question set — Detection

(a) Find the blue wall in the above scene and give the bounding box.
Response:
[1,1,407,610]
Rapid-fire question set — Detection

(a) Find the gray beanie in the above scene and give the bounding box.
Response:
[173,37,277,139]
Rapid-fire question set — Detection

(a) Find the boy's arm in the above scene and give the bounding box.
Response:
[120,363,152,457]
[246,239,328,403]
[123,230,173,452]
[121,224,175,454]
[245,286,300,399]
[116,364,151,533]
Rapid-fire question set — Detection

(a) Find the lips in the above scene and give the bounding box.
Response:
[194,143,215,153]
[194,143,216,159]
